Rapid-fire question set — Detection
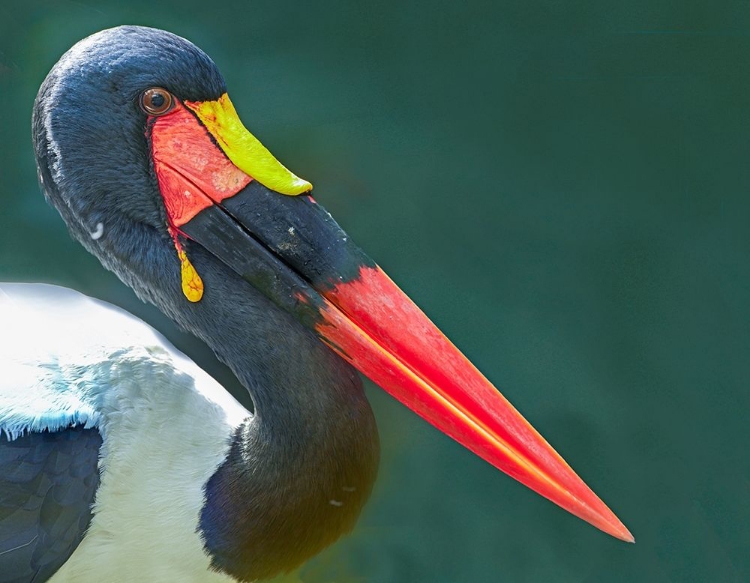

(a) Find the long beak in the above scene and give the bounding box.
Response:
[149,94,633,543]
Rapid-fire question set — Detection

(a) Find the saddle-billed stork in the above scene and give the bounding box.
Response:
[0,25,631,583]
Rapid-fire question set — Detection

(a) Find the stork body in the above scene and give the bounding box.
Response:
[1,24,630,583]
[1,284,242,582]
[1,282,377,582]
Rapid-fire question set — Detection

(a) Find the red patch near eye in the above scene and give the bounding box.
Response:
[150,102,252,228]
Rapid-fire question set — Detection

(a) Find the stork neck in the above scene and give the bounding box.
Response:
[167,262,379,581]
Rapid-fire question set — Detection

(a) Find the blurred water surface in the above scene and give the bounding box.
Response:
[1,1,748,581]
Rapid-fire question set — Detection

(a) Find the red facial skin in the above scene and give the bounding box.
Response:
[150,102,251,230]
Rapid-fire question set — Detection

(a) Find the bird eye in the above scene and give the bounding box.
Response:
[140,88,174,116]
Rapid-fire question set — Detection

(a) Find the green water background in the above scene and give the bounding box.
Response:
[1,2,747,581]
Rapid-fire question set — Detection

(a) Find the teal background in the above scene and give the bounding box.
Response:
[1,2,748,581]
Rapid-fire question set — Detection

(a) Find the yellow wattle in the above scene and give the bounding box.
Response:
[177,248,204,302]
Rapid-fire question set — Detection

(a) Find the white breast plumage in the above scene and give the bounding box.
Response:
[1,283,248,582]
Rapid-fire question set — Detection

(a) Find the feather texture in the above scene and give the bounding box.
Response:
[1,284,247,582]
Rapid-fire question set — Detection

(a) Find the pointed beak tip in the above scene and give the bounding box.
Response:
[617,525,636,544]
[596,512,634,543]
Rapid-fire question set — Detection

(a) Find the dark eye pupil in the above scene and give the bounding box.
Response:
[140,88,172,116]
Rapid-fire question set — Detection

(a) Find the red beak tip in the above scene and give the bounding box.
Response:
[602,518,634,543]
[619,527,636,544]
[317,264,634,544]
